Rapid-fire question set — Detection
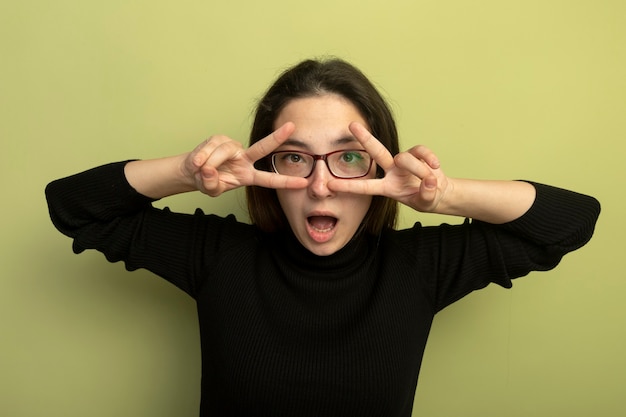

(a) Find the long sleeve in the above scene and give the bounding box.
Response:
[45,161,251,297]
[391,181,601,312]
[46,161,155,243]
[475,182,601,280]
[498,182,601,252]
[45,166,601,416]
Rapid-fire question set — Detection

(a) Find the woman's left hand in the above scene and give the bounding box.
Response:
[328,122,451,213]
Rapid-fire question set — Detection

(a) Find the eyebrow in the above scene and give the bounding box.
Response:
[281,136,359,150]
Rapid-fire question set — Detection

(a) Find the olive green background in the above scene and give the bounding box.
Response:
[1,1,623,416]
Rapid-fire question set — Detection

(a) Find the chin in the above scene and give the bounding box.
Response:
[301,240,344,257]
[309,246,339,257]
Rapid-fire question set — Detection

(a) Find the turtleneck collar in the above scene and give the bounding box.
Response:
[269,228,376,275]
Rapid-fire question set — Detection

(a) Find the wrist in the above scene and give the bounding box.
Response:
[125,154,197,199]
[428,177,457,216]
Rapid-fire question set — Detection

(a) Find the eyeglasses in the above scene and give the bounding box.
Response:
[269,149,373,179]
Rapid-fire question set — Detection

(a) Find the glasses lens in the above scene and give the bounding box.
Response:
[271,152,313,177]
[271,150,372,178]
[328,150,372,178]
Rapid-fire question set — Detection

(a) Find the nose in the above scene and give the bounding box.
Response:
[308,159,334,199]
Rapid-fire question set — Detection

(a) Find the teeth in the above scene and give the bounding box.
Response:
[312,226,333,233]
[308,216,337,233]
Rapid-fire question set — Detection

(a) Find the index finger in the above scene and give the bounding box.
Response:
[349,122,395,171]
[252,170,308,190]
[244,122,296,162]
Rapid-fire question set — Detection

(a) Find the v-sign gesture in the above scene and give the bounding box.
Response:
[328,122,450,213]
[328,122,537,224]
[125,123,308,199]
[185,122,308,197]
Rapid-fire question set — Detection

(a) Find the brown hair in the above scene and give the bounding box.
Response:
[246,58,399,234]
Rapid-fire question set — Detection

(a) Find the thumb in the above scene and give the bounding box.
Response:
[419,176,439,206]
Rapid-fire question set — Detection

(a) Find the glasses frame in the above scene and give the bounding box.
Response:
[269,149,374,179]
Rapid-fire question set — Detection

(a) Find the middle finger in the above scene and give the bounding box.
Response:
[349,122,395,172]
[245,122,296,162]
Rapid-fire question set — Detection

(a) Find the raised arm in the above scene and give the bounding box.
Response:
[329,122,541,224]
[426,178,536,224]
[125,122,307,199]
[45,123,307,296]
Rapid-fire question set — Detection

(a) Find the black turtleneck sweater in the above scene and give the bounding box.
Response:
[45,161,600,417]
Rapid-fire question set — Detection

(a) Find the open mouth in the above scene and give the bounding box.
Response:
[307,216,337,232]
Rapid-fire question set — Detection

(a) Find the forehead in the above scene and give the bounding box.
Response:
[274,94,369,150]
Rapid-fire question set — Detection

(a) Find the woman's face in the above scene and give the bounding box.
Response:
[273,94,375,256]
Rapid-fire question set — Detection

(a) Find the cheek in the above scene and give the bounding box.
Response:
[275,190,288,211]
[351,194,373,219]
[275,190,299,219]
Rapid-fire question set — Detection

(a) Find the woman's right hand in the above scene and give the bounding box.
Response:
[183,122,308,197]
[125,123,307,199]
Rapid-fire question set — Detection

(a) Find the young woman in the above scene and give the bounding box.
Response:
[46,59,600,417]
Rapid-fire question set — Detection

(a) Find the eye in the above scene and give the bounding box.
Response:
[288,153,303,163]
[271,151,313,177]
[280,153,305,164]
[340,151,364,164]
